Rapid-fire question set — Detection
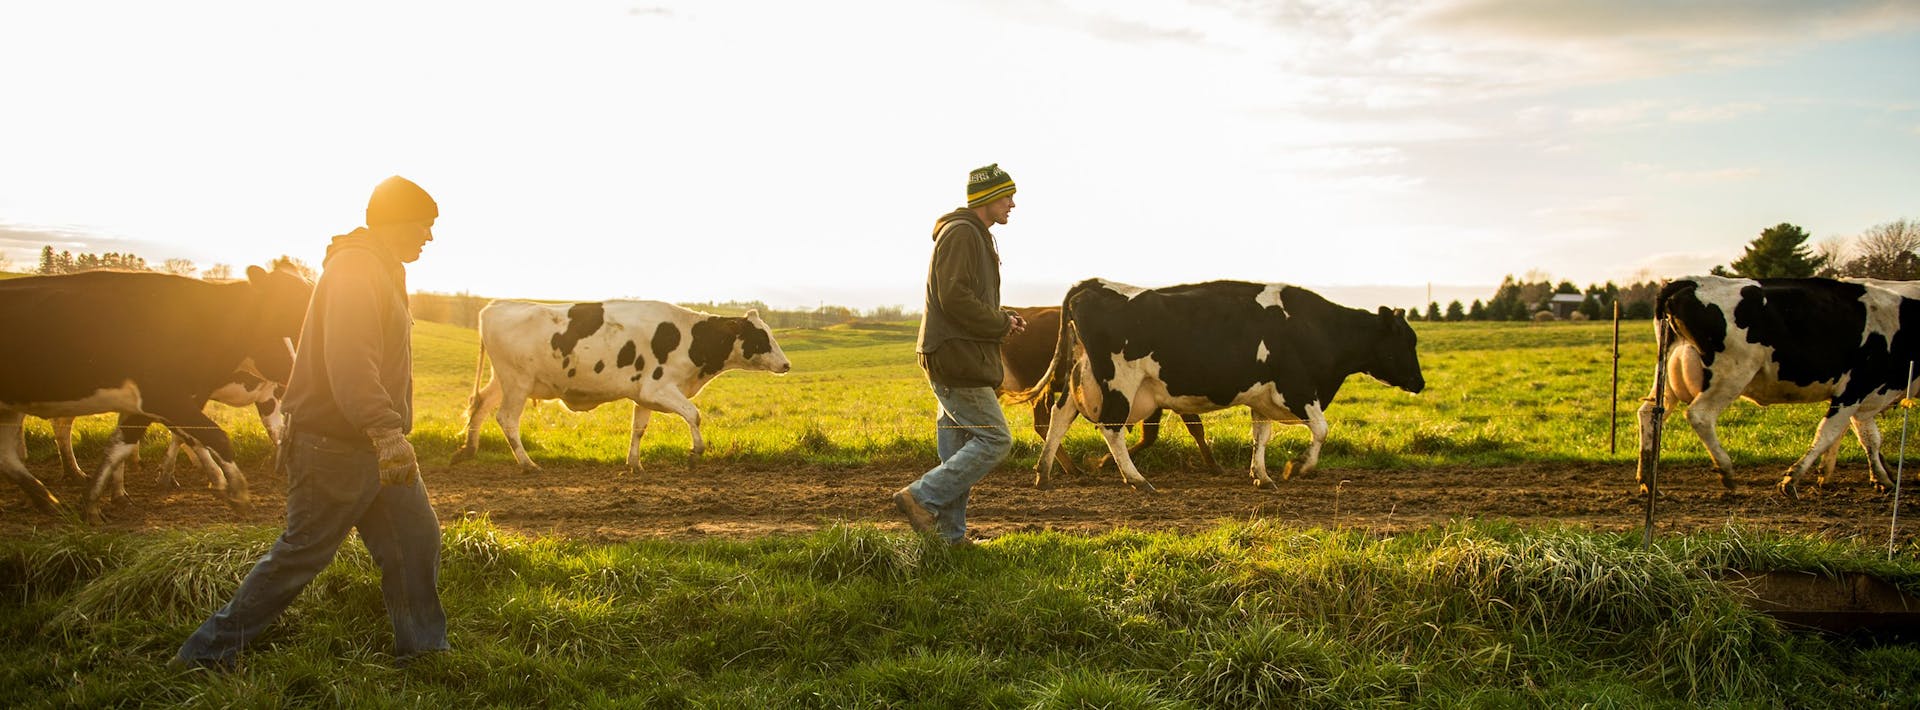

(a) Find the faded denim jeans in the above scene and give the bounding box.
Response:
[176,431,447,665]
[908,383,1013,543]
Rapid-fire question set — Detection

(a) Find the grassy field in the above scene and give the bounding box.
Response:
[37,317,1895,478]
[5,518,1920,707]
[13,318,1920,707]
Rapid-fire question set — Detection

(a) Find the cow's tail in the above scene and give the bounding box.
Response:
[462,335,492,422]
[1007,282,1090,409]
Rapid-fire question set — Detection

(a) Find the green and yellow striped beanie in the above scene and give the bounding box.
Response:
[967,163,1016,207]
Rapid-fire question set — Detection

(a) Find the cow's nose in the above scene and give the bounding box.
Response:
[777,363,792,374]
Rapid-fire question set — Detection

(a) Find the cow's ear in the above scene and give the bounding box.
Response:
[246,265,270,284]
[1377,306,1393,318]
[745,308,760,320]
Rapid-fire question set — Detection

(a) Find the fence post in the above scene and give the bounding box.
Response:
[1642,318,1669,550]
[1611,300,1621,456]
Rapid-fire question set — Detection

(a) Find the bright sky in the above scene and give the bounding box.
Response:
[2,0,1916,312]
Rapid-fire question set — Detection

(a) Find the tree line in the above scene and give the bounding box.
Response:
[32,245,316,282]
[1409,218,1918,322]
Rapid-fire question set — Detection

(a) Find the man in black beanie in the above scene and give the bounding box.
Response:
[896,164,1025,545]
[176,175,447,669]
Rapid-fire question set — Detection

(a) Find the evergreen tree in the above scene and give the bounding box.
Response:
[1425,302,1442,321]
[1717,222,1826,278]
[1445,300,1466,322]
[1467,299,1486,320]
[38,246,56,275]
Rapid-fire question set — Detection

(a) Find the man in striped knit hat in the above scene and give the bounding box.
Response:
[897,164,1025,546]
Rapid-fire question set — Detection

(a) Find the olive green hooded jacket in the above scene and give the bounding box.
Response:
[915,208,1011,388]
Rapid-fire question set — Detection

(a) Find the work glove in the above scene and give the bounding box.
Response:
[369,427,420,486]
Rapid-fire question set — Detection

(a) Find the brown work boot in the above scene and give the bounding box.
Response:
[893,486,936,534]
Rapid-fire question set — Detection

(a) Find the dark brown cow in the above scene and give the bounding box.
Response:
[1001,305,1221,483]
[0,267,311,520]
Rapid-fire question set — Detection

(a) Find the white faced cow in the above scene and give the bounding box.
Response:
[1637,275,1920,498]
[0,267,312,520]
[1016,279,1425,492]
[451,300,792,473]
[49,372,285,493]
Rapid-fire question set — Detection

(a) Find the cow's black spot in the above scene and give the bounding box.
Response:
[594,361,605,373]
[1733,280,1867,388]
[689,317,742,377]
[631,373,642,381]
[567,368,576,377]
[551,302,606,359]
[651,323,681,367]
[652,367,663,380]
[739,324,773,359]
[616,341,638,369]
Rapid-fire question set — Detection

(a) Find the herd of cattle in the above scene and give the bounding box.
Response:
[0,267,1915,523]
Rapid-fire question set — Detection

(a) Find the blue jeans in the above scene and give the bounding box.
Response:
[908,384,1012,543]
[176,432,447,665]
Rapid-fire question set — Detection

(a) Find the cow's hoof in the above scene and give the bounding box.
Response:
[1777,478,1800,500]
[1128,479,1160,494]
[155,475,180,490]
[518,464,542,475]
[1252,478,1274,490]
[81,504,105,525]
[32,495,61,516]
[1033,476,1052,491]
[449,448,475,466]
[65,468,88,481]
[626,464,644,476]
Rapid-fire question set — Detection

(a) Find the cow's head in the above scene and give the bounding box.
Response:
[737,309,792,374]
[242,264,314,384]
[1367,306,1424,394]
[689,309,793,377]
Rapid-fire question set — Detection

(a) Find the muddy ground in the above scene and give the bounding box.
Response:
[6,452,1918,547]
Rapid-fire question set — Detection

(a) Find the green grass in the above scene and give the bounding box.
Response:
[24,318,1904,477]
[13,319,1920,706]
[4,519,1919,707]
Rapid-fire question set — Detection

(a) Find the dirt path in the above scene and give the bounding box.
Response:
[7,455,1918,546]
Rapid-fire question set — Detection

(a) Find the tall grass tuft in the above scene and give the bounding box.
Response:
[49,526,276,631]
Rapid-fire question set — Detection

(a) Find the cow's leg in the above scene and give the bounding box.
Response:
[1097,409,1165,471]
[1030,399,1080,478]
[1850,412,1897,492]
[626,404,653,475]
[157,428,192,488]
[1778,407,1860,499]
[1035,395,1080,490]
[451,378,505,466]
[1281,404,1330,481]
[1181,413,1223,475]
[0,412,59,514]
[492,391,542,473]
[52,416,87,479]
[1097,425,1158,494]
[82,415,150,523]
[1249,419,1276,489]
[161,409,249,513]
[650,390,706,469]
[1680,382,1746,491]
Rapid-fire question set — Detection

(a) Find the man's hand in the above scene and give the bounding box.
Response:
[1006,311,1027,336]
[369,428,420,486]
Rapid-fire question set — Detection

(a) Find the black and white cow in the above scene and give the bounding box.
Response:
[0,267,312,519]
[1637,275,1920,497]
[1016,279,1425,491]
[450,300,793,473]
[49,372,285,490]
